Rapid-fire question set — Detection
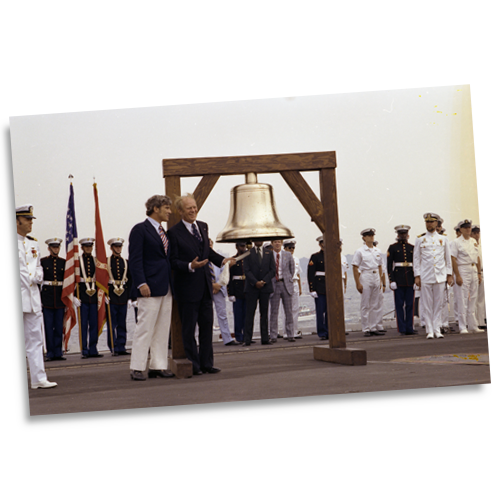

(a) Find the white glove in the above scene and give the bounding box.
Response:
[310,291,318,299]
[105,295,109,305]
[132,301,138,308]
[72,296,81,308]
[413,284,420,291]
[228,296,236,302]
[127,299,133,308]
[390,282,397,290]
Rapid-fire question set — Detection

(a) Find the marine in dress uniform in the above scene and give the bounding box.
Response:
[227,242,249,344]
[450,219,481,334]
[107,238,135,355]
[41,238,67,361]
[386,225,417,335]
[352,228,384,336]
[78,238,102,358]
[16,205,57,389]
[413,213,454,339]
[308,235,329,340]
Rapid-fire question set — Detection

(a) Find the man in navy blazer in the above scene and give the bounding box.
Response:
[243,241,276,345]
[167,195,235,375]
[128,195,175,381]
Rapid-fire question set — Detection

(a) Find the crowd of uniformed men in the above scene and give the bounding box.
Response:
[17,199,486,389]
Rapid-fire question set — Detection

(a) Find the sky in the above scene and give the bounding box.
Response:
[10,85,477,261]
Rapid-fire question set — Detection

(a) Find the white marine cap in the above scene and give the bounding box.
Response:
[316,235,324,243]
[45,237,63,246]
[360,228,376,236]
[394,224,411,232]
[16,204,36,219]
[457,219,473,228]
[107,237,124,246]
[283,239,296,248]
[79,237,95,246]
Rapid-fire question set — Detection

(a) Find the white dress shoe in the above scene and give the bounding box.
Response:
[426,333,435,339]
[31,379,57,389]
[460,329,469,334]
[435,332,444,339]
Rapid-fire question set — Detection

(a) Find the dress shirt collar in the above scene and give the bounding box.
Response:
[182,219,198,234]
[147,216,161,232]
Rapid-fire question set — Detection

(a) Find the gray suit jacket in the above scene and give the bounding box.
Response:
[272,250,295,295]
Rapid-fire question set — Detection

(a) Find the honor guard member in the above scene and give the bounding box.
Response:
[40,238,66,360]
[450,219,481,333]
[471,225,486,329]
[16,205,57,389]
[387,225,417,335]
[78,238,102,358]
[413,213,453,339]
[308,235,328,340]
[227,242,249,344]
[352,228,384,336]
[107,238,135,355]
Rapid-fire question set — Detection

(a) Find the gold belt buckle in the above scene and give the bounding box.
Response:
[86,289,96,297]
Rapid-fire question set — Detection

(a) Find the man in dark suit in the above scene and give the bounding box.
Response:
[128,195,175,381]
[243,240,276,345]
[167,195,235,375]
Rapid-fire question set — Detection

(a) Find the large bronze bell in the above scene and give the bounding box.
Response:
[216,173,294,243]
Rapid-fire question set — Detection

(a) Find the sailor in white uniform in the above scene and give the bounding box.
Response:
[16,205,57,389]
[413,213,454,339]
[352,228,384,336]
[284,239,302,338]
[450,219,481,333]
[471,225,486,329]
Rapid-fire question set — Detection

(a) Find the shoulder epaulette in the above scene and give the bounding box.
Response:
[26,235,37,241]
[417,233,426,238]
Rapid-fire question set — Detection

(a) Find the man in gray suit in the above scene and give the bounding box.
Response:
[269,239,295,342]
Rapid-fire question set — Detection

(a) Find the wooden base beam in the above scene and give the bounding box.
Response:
[313,346,367,366]
[169,358,193,378]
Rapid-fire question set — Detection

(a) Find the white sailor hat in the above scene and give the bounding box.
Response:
[472,225,480,231]
[457,219,473,228]
[45,238,63,246]
[16,204,36,219]
[437,216,444,224]
[79,237,95,246]
[107,237,124,246]
[316,235,324,243]
[454,224,461,232]
[423,212,440,222]
[394,224,411,233]
[360,228,376,236]
[373,241,379,246]
[283,239,296,248]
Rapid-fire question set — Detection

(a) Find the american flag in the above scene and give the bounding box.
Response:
[61,183,80,350]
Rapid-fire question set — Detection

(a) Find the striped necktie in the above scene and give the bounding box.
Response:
[275,252,280,280]
[158,225,169,254]
[192,223,203,243]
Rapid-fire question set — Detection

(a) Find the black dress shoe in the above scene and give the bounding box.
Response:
[53,356,67,361]
[89,353,104,358]
[116,351,130,355]
[130,370,147,381]
[270,339,277,343]
[371,331,385,336]
[224,340,240,346]
[377,329,387,333]
[363,332,372,337]
[45,357,54,362]
[261,341,272,345]
[319,336,328,340]
[243,342,251,346]
[406,330,418,335]
[288,338,296,342]
[201,366,221,374]
[148,369,175,378]
[81,354,89,359]
[193,370,203,375]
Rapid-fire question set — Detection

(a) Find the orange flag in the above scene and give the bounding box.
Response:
[93,182,109,336]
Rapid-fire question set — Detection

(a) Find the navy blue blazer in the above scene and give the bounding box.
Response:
[128,219,172,298]
[243,246,276,294]
[167,220,224,303]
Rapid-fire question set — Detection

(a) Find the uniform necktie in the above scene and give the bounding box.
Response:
[276,252,280,280]
[257,247,262,263]
[192,223,203,243]
[158,225,169,254]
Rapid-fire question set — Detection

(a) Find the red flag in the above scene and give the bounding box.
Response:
[61,183,80,351]
[93,183,109,336]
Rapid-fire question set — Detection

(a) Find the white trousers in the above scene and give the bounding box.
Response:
[292,281,300,334]
[130,290,172,371]
[213,291,232,344]
[420,282,445,335]
[440,285,450,327]
[476,276,486,327]
[360,270,381,332]
[454,267,479,331]
[24,311,48,385]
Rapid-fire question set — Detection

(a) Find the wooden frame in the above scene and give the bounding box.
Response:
[164,151,366,377]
